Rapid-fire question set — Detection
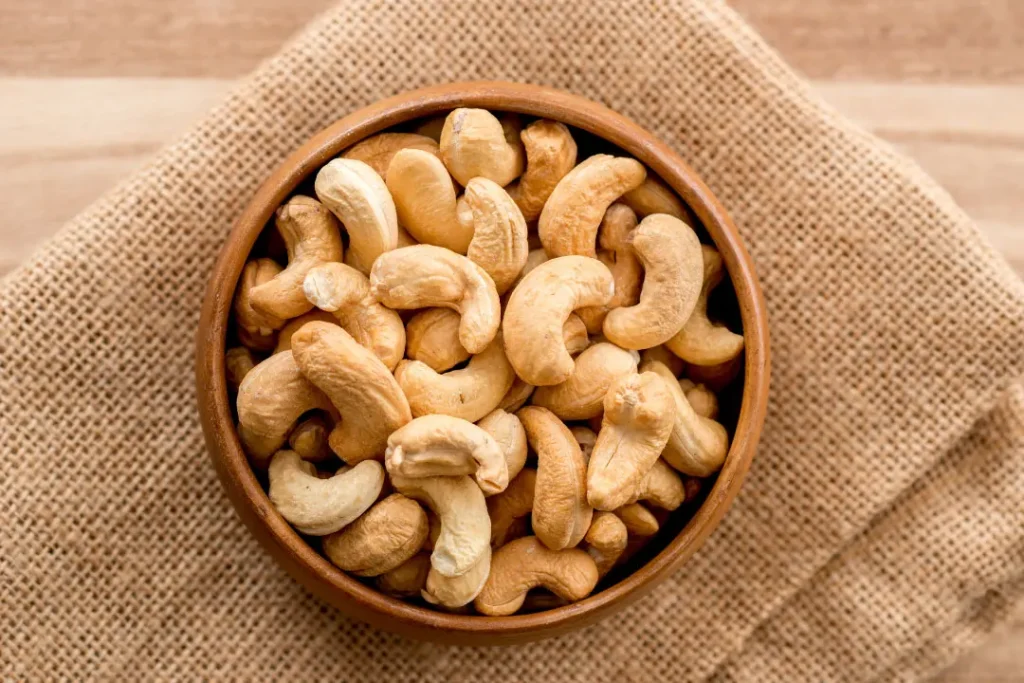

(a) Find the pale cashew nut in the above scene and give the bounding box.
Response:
[291,322,412,464]
[225,346,257,392]
[322,493,428,576]
[273,310,338,353]
[268,450,384,536]
[562,314,591,357]
[423,512,442,552]
[614,502,660,536]
[641,344,686,377]
[487,468,537,547]
[503,255,614,386]
[518,406,593,550]
[376,552,431,598]
[474,537,599,616]
[342,132,440,178]
[464,178,529,294]
[235,258,285,336]
[577,203,643,333]
[422,546,492,609]
[384,415,509,496]
[630,458,686,511]
[678,378,719,419]
[370,245,501,354]
[585,511,628,578]
[603,214,704,350]
[315,159,398,274]
[507,120,577,222]
[538,155,646,258]
[386,149,473,253]
[531,343,640,420]
[587,371,675,511]
[665,245,745,365]
[404,308,470,373]
[498,377,535,412]
[477,409,528,481]
[439,108,525,187]
[570,426,598,462]
[622,175,689,220]
[288,414,331,462]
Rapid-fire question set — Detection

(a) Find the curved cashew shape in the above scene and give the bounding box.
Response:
[386,148,473,253]
[322,493,428,576]
[225,346,256,393]
[273,310,338,354]
[439,108,525,187]
[315,159,398,275]
[577,203,643,333]
[562,314,591,357]
[678,378,719,419]
[390,473,490,577]
[487,468,536,547]
[236,351,334,467]
[507,119,577,222]
[385,415,509,496]
[370,245,501,354]
[538,155,646,258]
[422,546,492,608]
[235,258,285,336]
[477,408,528,481]
[641,344,686,377]
[587,372,675,511]
[288,414,331,462]
[642,360,729,477]
[342,132,439,178]
[531,342,640,420]
[570,426,598,462]
[603,214,704,350]
[404,308,469,373]
[498,377,534,413]
[622,175,689,220]
[268,450,384,536]
[665,245,745,365]
[631,458,686,511]
[585,511,628,577]
[503,255,614,386]
[474,536,599,616]
[614,502,659,536]
[290,322,411,464]
[464,178,529,294]
[376,552,431,598]
[518,406,593,550]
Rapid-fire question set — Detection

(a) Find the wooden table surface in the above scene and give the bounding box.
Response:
[1,1,1021,678]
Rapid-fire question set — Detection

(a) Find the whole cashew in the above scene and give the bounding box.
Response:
[570,426,598,462]
[422,546,492,609]
[641,344,686,377]
[587,371,675,511]
[506,119,577,222]
[518,406,593,551]
[342,132,440,178]
[268,450,384,536]
[390,473,490,577]
[273,310,338,353]
[531,342,640,420]
[322,493,428,576]
[370,245,501,354]
[250,196,345,320]
[439,108,525,187]
[538,155,646,258]
[315,159,398,275]
[386,149,473,253]
[498,377,535,413]
[474,536,599,616]
[585,511,628,577]
[385,415,509,496]
[665,245,745,366]
[603,214,704,350]
[487,468,536,547]
[376,552,431,598]
[287,414,331,462]
[503,255,614,386]
[477,409,528,481]
[577,203,642,333]
[464,177,529,294]
[630,458,686,511]
[622,175,689,220]
[225,346,256,393]
[404,308,470,372]
[290,322,412,464]
[678,378,719,419]
[686,355,743,392]
[614,502,660,536]
[235,258,285,336]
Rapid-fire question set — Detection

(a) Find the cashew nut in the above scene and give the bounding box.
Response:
[423,511,442,552]
[225,346,257,393]
[404,308,470,373]
[370,245,501,354]
[665,245,745,366]
[422,546,492,609]
[464,177,529,294]
[385,149,473,253]
[487,468,536,547]
[506,120,578,222]
[518,406,593,550]
[288,414,331,462]
[562,314,591,357]
[686,355,743,392]
[505,247,548,297]
[273,310,338,353]
[385,415,509,496]
[587,372,675,511]
[477,409,528,481]
[538,155,646,258]
[570,426,598,462]
[267,450,384,536]
[585,511,628,577]
[531,342,640,420]
[614,502,659,537]
[315,159,398,274]
[678,378,719,419]
[631,458,686,511]
[439,108,525,187]
[603,214,704,350]
[376,552,431,598]
[503,255,614,385]
[342,132,440,178]
[322,493,428,576]
[290,322,411,464]
[498,377,535,413]
[235,258,285,336]
[641,344,686,378]
[474,536,599,616]
[577,203,642,333]
[621,175,688,220]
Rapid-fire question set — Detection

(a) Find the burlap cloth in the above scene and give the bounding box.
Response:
[2,1,1023,680]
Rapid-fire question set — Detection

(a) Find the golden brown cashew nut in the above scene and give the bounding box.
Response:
[614,502,659,536]
[342,132,440,178]
[474,536,599,616]
[487,468,537,547]
[422,546,492,608]
[577,203,643,333]
[678,379,719,419]
[439,108,525,187]
[385,415,509,496]
[291,322,411,464]
[236,351,334,467]
[477,409,528,481]
[570,426,598,462]
[376,552,431,598]
[498,377,535,413]
[518,406,593,551]
[503,255,614,386]
[370,245,501,354]
[622,175,689,220]
[268,450,384,536]
[506,120,577,221]
[641,344,686,377]
[631,458,686,511]
[322,493,428,576]
[587,372,676,511]
[386,149,474,254]
[273,310,338,354]
[585,511,628,577]
[235,258,285,336]
[531,342,640,420]
[404,308,470,373]
[315,159,398,275]
[665,245,745,366]
[225,346,257,393]
[603,214,704,350]
[538,155,646,258]
[287,414,331,462]
[464,178,529,294]
[303,262,406,370]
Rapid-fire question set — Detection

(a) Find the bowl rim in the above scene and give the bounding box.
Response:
[196,81,771,644]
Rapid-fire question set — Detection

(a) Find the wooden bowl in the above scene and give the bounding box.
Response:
[195,81,770,645]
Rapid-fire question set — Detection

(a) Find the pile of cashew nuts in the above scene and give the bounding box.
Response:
[226,108,745,614]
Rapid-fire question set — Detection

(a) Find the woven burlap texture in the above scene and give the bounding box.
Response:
[2,1,1023,680]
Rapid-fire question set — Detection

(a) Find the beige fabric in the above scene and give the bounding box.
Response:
[2,0,1023,680]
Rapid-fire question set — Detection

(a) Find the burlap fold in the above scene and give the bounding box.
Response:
[2,1,1022,680]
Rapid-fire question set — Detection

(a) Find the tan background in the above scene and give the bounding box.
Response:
[1,0,1021,678]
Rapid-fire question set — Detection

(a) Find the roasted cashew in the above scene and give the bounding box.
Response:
[577,203,644,333]
[570,426,598,462]
[538,154,646,258]
[370,245,501,354]
[603,214,704,350]
[477,408,528,481]
[422,546,492,609]
[386,149,473,253]
[404,308,469,373]
[342,132,440,178]
[315,159,398,275]
[225,346,256,393]
[678,378,719,419]
[273,310,338,354]
[235,258,285,336]
[322,493,428,576]
[630,458,686,511]
[622,175,688,220]
[503,255,614,385]
[518,406,593,551]
[439,108,525,187]
[505,247,548,297]
[290,322,411,464]
[464,178,529,294]
[507,119,577,222]
[614,502,659,536]
[267,450,384,536]
[587,371,675,511]
[287,414,331,462]
[531,342,640,420]
[498,377,535,413]
[376,552,431,598]
[585,511,628,577]
[487,468,536,547]
[641,344,686,377]
[562,314,591,357]
[474,537,599,616]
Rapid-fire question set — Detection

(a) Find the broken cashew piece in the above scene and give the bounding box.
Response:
[235,258,285,336]
[404,308,470,373]
[507,119,578,222]
[342,132,439,178]
[487,468,537,547]
[315,159,398,274]
[386,148,474,253]
[464,177,529,294]
[577,203,643,333]
[614,502,660,536]
[423,546,492,609]
[477,409,528,481]
[678,378,719,419]
[531,342,640,420]
[585,511,628,577]
[376,552,431,598]
[622,175,689,220]
[287,414,331,463]
[439,108,525,187]
[273,310,338,354]
[322,493,428,576]
[225,346,257,393]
